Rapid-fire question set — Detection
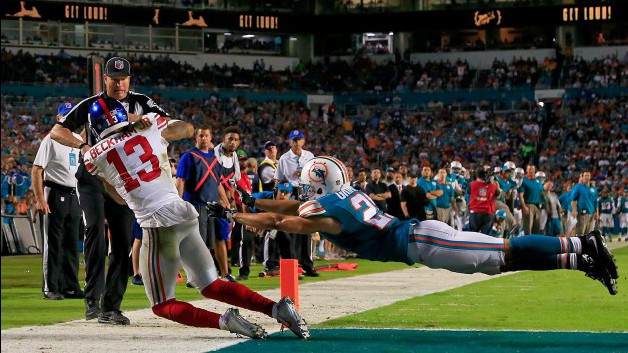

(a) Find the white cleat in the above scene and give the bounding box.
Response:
[220,308,268,339]
[273,296,310,339]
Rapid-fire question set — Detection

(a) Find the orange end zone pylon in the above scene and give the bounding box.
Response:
[280,259,299,311]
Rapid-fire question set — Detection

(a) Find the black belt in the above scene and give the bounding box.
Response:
[44,180,76,195]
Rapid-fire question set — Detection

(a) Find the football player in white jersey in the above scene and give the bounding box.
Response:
[83,97,309,339]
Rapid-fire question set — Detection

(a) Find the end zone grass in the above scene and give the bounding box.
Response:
[0,257,408,330]
[319,247,628,332]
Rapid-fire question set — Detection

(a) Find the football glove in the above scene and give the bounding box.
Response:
[235,185,256,208]
[207,202,237,223]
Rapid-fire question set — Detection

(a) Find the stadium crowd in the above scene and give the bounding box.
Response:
[2,48,626,92]
[1,50,626,260]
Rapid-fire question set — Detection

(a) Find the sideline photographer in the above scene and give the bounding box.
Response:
[468,167,501,235]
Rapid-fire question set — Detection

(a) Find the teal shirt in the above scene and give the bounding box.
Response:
[619,196,628,213]
[598,197,614,215]
[519,176,544,205]
[571,183,598,214]
[559,191,572,212]
[417,177,438,211]
[435,181,454,208]
[497,174,516,203]
[298,187,412,265]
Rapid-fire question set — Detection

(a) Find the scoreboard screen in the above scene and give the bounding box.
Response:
[3,1,624,33]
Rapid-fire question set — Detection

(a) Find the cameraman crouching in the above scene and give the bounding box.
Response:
[469,167,501,235]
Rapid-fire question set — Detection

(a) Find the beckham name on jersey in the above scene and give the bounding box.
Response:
[88,117,152,160]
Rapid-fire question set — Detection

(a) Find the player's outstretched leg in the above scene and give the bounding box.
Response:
[507,253,617,295]
[273,296,310,339]
[201,280,310,339]
[220,308,268,339]
[583,230,618,279]
[151,299,267,338]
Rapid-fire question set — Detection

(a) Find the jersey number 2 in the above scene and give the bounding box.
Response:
[106,135,161,192]
[350,193,394,229]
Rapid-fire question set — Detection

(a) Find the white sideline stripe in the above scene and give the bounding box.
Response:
[1,266,508,353]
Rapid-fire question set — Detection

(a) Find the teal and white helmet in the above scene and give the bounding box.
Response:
[299,156,351,200]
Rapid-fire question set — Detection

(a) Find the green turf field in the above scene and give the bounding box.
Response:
[319,246,628,332]
[2,247,627,333]
[0,256,407,329]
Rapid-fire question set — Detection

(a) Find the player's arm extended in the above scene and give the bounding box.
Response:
[93,174,127,205]
[234,212,341,235]
[103,181,127,205]
[251,198,302,216]
[161,120,194,142]
[51,124,86,150]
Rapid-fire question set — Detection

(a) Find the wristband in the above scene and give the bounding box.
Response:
[244,196,256,208]
[79,143,90,150]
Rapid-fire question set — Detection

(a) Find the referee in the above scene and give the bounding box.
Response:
[50,57,171,325]
[274,130,319,277]
[32,102,83,300]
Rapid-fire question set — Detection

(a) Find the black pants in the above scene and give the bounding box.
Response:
[263,230,294,270]
[470,212,494,235]
[41,187,81,294]
[235,222,256,277]
[294,233,315,273]
[79,183,134,312]
[230,223,242,267]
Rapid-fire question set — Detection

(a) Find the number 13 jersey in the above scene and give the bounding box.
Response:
[298,186,413,265]
[84,113,182,226]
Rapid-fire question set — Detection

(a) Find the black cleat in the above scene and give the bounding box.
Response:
[85,299,101,320]
[44,292,64,300]
[582,255,618,295]
[585,230,619,279]
[98,310,131,325]
[63,289,85,299]
[222,274,238,282]
[132,275,144,286]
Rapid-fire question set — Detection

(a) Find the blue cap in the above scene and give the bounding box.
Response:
[277,182,292,193]
[289,130,304,140]
[263,141,276,150]
[495,210,507,220]
[57,102,75,116]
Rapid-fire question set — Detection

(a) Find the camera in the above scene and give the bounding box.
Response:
[475,167,496,184]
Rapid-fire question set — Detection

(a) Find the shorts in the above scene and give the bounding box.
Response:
[133,220,142,240]
[407,220,506,275]
[215,218,231,241]
[140,218,219,307]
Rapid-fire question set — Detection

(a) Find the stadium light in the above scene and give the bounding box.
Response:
[365,33,375,37]
[224,32,232,36]
[389,32,394,36]
[242,34,255,38]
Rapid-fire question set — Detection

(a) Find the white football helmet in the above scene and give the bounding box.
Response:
[514,167,525,179]
[299,156,351,200]
[503,161,516,171]
[450,161,463,176]
[535,171,547,180]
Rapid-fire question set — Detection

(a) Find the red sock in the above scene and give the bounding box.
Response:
[201,280,275,317]
[152,298,221,328]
